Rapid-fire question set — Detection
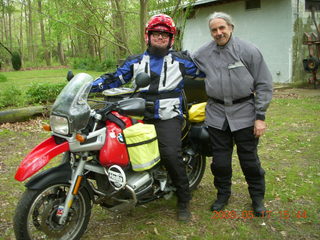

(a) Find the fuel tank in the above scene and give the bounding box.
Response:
[99,112,135,167]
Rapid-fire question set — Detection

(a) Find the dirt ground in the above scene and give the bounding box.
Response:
[0,87,319,169]
[0,87,319,239]
[273,86,320,97]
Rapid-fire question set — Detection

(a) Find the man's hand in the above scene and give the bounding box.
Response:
[254,120,266,137]
[91,78,105,92]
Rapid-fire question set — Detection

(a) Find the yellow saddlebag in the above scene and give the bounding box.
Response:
[188,102,207,122]
[123,123,160,171]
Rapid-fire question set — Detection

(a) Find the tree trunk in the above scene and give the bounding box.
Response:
[2,2,9,48]
[54,0,65,65]
[37,0,51,66]
[24,0,30,62]
[0,41,12,55]
[0,1,4,43]
[88,36,96,58]
[19,2,24,66]
[27,0,35,62]
[0,106,51,123]
[112,0,128,58]
[170,0,192,51]
[7,0,13,50]
[140,0,148,52]
[57,41,66,65]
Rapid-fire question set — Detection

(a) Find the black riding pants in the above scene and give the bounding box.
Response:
[147,117,191,203]
[208,125,265,201]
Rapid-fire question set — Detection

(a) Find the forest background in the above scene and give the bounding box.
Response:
[0,0,196,71]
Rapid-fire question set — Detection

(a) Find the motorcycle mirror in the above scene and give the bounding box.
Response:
[135,72,150,88]
[66,70,74,81]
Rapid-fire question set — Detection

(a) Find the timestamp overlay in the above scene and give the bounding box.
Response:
[211,210,308,220]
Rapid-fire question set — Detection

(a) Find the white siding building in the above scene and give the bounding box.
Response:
[182,0,320,83]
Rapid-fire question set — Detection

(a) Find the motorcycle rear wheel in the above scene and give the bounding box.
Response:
[186,154,206,191]
[13,183,91,240]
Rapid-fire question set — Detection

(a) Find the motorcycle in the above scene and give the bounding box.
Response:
[13,72,212,240]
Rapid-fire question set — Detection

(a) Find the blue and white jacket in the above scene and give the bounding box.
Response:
[92,50,203,120]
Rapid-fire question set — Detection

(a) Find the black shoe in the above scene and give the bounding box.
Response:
[252,200,267,217]
[177,202,191,222]
[210,197,229,211]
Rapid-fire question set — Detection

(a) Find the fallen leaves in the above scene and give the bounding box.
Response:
[0,117,46,133]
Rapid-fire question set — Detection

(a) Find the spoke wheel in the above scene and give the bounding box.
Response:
[14,183,91,240]
[184,153,206,191]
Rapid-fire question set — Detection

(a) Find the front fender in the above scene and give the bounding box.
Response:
[26,162,95,201]
[15,136,69,181]
[26,162,72,189]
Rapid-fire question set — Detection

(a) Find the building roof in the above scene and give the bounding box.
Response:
[182,0,239,9]
[192,0,220,6]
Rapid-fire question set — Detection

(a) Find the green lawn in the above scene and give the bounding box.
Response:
[0,71,319,239]
[0,68,103,91]
[0,69,105,110]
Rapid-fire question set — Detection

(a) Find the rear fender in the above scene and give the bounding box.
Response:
[15,136,69,181]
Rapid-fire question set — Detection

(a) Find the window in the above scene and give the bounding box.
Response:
[305,0,320,11]
[245,0,261,10]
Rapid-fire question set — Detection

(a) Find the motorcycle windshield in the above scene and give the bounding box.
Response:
[51,73,93,132]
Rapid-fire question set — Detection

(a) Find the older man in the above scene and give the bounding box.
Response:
[192,12,273,216]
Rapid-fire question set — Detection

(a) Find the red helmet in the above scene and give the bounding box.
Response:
[145,14,176,35]
[145,14,176,47]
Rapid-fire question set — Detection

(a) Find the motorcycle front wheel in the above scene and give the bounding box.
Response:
[13,183,92,240]
[185,154,206,191]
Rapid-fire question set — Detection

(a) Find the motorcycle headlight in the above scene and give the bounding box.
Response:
[50,115,69,135]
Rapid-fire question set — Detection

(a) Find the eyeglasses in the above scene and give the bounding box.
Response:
[151,32,171,39]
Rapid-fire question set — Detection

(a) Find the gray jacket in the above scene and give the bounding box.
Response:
[192,36,273,131]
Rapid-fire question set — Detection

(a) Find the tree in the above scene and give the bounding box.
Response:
[0,0,197,69]
[112,0,129,58]
[26,0,35,62]
[37,0,51,66]
[139,0,148,52]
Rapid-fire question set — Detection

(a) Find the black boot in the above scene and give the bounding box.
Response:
[177,202,191,222]
[210,196,229,211]
[252,199,266,217]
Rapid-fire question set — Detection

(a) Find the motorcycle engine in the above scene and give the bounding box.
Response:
[126,171,153,196]
[107,165,154,196]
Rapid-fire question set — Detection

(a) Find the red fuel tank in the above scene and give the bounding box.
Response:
[99,112,134,167]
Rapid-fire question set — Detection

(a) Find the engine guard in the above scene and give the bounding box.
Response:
[15,136,69,181]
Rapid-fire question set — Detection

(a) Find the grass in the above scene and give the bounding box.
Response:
[0,73,319,239]
[0,68,105,110]
[0,68,103,91]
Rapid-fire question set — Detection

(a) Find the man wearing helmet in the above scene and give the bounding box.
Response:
[92,14,203,222]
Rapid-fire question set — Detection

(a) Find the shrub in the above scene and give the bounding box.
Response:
[71,57,116,72]
[0,73,7,83]
[26,82,66,104]
[96,58,117,71]
[71,58,98,70]
[11,52,22,70]
[0,87,23,108]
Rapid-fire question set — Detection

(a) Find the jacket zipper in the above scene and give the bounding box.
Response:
[163,61,167,87]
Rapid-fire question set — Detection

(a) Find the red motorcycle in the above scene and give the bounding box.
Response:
[13,72,211,240]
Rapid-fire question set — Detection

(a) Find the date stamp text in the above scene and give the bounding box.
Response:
[211,210,308,220]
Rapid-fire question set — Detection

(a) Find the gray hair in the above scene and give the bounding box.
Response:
[208,12,234,29]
